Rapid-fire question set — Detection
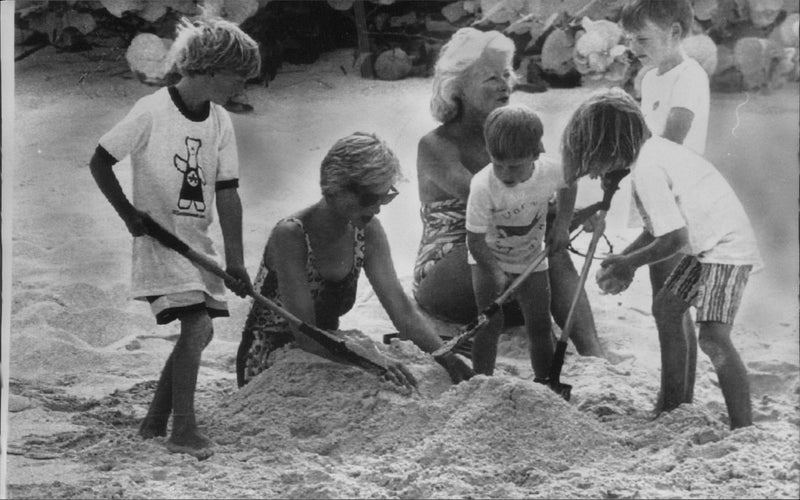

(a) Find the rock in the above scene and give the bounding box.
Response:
[442,1,469,23]
[541,28,575,76]
[125,33,175,85]
[374,48,412,80]
[747,0,784,28]
[693,0,719,21]
[99,0,146,18]
[138,1,167,23]
[683,34,718,75]
[573,18,629,85]
[62,10,96,35]
[769,12,799,47]
[205,0,260,24]
[734,36,786,89]
[327,0,354,10]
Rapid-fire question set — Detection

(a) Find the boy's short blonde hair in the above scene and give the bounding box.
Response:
[620,0,694,38]
[430,28,516,124]
[483,105,544,161]
[561,88,648,181]
[169,16,260,79]
[320,132,402,198]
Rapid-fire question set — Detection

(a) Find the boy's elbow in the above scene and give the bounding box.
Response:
[666,227,689,251]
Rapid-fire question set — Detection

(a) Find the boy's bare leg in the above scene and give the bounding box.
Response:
[166,309,215,459]
[652,288,691,414]
[518,271,555,379]
[650,254,698,406]
[548,249,604,357]
[684,319,697,403]
[415,245,478,324]
[470,265,504,376]
[698,322,752,429]
[139,351,174,439]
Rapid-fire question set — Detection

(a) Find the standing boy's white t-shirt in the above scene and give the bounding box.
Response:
[466,156,566,274]
[99,86,239,300]
[631,56,710,229]
[630,136,761,267]
[640,57,709,155]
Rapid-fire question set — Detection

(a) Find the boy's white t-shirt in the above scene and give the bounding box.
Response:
[99,86,239,300]
[631,56,710,229]
[466,156,566,274]
[640,57,709,155]
[630,136,761,267]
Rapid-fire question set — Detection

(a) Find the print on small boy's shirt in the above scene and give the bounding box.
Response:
[174,137,207,214]
[653,100,660,111]
[496,212,543,238]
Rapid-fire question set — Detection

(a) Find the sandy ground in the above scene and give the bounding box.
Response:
[5,45,799,498]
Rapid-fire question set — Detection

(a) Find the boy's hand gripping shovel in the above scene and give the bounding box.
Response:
[432,247,550,359]
[139,215,407,387]
[535,211,607,401]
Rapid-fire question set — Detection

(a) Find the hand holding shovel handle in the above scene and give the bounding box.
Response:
[139,214,395,382]
[432,248,550,359]
[535,211,607,401]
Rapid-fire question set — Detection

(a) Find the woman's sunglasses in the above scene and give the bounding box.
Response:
[350,185,399,207]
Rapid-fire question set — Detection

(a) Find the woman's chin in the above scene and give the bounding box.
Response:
[351,215,373,228]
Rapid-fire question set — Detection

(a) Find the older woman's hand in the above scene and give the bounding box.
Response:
[381,360,418,391]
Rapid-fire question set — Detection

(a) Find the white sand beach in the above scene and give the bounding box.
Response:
[6,45,799,498]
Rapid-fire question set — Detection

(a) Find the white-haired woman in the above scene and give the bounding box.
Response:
[237,132,474,388]
[413,27,516,323]
[412,27,604,357]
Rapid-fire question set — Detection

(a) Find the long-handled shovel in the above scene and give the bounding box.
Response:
[432,246,550,359]
[535,211,607,401]
[139,215,394,381]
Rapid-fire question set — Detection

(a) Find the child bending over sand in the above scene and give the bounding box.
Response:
[562,88,761,429]
[465,105,576,377]
[90,16,260,458]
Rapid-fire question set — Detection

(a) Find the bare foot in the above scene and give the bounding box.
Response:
[139,415,168,439]
[166,431,214,461]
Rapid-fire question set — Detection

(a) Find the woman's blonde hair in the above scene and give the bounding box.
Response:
[320,132,402,198]
[169,16,261,79]
[430,28,516,124]
[561,88,648,181]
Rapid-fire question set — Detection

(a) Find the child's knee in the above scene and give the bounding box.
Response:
[652,289,685,321]
[180,311,214,348]
[698,327,729,364]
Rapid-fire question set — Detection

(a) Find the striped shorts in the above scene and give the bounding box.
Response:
[664,255,752,324]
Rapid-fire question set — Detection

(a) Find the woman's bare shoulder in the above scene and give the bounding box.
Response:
[418,126,461,163]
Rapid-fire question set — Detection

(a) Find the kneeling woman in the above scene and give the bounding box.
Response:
[237,132,474,387]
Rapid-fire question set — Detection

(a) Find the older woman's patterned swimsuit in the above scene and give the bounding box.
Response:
[412,198,467,294]
[238,217,365,386]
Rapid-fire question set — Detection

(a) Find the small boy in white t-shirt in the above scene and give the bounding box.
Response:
[90,17,260,458]
[562,89,760,429]
[466,105,576,378]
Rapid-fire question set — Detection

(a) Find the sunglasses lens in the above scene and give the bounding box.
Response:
[357,186,398,207]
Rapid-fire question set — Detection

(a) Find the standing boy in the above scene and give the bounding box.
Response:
[621,0,710,406]
[90,17,260,458]
[466,105,575,378]
[562,89,760,429]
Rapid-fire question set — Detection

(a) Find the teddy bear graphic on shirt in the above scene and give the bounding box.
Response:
[174,137,207,212]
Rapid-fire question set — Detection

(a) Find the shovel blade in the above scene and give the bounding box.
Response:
[551,381,572,401]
